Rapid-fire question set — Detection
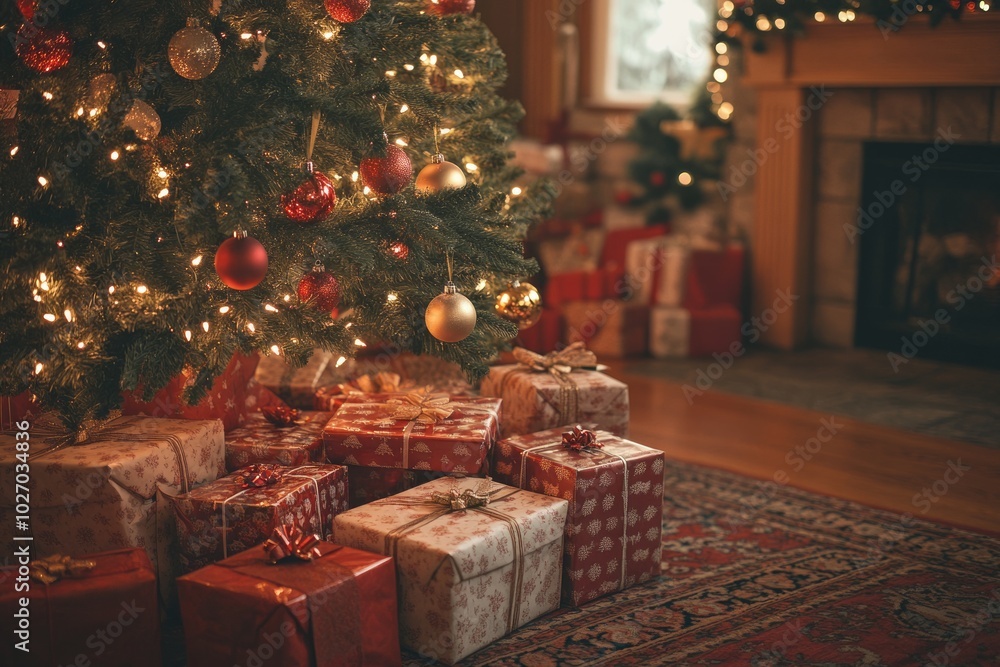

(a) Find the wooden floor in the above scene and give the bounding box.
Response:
[608,362,1000,534]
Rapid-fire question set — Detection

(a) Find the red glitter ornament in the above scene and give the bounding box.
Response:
[427,0,476,15]
[281,168,337,224]
[16,0,36,18]
[360,144,412,195]
[387,241,409,260]
[325,0,371,23]
[16,24,73,74]
[297,264,341,315]
[214,232,268,290]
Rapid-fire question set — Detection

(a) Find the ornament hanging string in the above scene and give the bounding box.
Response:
[306,110,321,165]
[433,123,441,155]
[446,250,454,282]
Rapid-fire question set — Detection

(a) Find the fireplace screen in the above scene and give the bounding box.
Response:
[855,142,1000,368]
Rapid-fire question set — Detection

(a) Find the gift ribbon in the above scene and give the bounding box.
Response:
[262,524,322,563]
[236,463,284,488]
[29,554,97,584]
[219,465,329,559]
[505,343,599,427]
[515,435,631,592]
[380,482,528,633]
[387,389,456,470]
[222,543,362,666]
[562,425,603,451]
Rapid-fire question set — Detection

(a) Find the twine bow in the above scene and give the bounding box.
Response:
[387,388,455,424]
[562,425,603,451]
[26,410,125,454]
[237,464,284,488]
[261,405,300,428]
[513,341,598,377]
[29,555,97,584]
[262,524,322,564]
[429,477,497,510]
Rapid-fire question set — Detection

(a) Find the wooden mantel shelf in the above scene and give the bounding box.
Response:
[738,15,1000,349]
[744,15,1000,88]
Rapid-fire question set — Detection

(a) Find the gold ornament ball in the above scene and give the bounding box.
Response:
[415,154,467,194]
[425,282,477,342]
[495,281,543,330]
[87,73,117,110]
[123,100,161,141]
[168,24,221,80]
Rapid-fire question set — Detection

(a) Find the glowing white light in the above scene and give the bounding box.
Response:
[43,91,54,100]
[439,128,453,135]
[158,169,168,179]
[264,304,278,312]
[110,150,120,160]
[716,42,728,55]
[34,363,43,374]
[323,31,335,40]
[385,70,397,77]
[476,279,487,290]
[77,341,86,349]
[354,338,366,347]
[246,322,256,333]
[191,255,203,266]
[64,309,73,322]
[403,64,414,71]
[157,188,169,199]
[10,146,18,156]
[399,104,409,113]
[108,285,116,294]
[241,32,253,40]
[814,12,826,21]
[270,345,281,355]
[136,285,148,294]
[511,186,522,196]
[678,172,693,185]
[38,176,49,187]
[184,330,192,341]
[202,321,210,332]
[713,68,728,83]
[454,69,464,78]
[466,163,478,172]
[43,313,56,322]
[351,171,359,182]
[387,292,398,302]
[335,356,347,368]
[97,41,106,49]
[219,306,230,314]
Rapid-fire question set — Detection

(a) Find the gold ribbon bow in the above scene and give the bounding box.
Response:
[29,555,97,584]
[262,524,323,564]
[387,388,455,424]
[513,341,597,377]
[26,410,126,457]
[338,371,408,396]
[429,477,497,510]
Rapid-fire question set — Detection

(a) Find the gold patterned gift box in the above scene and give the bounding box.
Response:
[333,477,568,665]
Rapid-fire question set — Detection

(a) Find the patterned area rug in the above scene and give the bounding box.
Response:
[402,460,1000,666]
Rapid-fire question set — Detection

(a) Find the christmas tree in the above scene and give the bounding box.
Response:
[0,0,552,427]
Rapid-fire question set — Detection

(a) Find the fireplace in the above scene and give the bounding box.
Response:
[855,141,1000,367]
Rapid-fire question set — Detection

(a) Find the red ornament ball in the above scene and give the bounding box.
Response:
[215,234,269,290]
[16,0,36,18]
[649,171,667,187]
[387,241,409,260]
[360,145,412,195]
[428,0,476,15]
[16,24,72,73]
[298,270,341,314]
[281,171,337,224]
[325,0,371,23]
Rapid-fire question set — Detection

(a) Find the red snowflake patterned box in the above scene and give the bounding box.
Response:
[333,477,568,665]
[0,416,224,602]
[491,426,665,606]
[224,410,332,471]
[322,390,501,475]
[172,464,348,572]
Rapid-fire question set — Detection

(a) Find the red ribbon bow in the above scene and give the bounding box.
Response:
[237,464,284,488]
[261,405,300,428]
[562,425,603,451]
[262,524,322,564]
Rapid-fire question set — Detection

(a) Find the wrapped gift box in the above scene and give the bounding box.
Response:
[333,477,568,665]
[690,306,743,356]
[173,464,348,572]
[650,307,691,358]
[255,349,334,409]
[346,465,446,508]
[323,392,501,475]
[0,549,160,667]
[481,352,629,438]
[538,229,605,276]
[313,371,411,413]
[624,237,690,307]
[564,301,650,357]
[224,411,332,471]
[0,417,224,602]
[1,390,38,431]
[492,427,665,606]
[179,540,400,667]
[682,245,745,311]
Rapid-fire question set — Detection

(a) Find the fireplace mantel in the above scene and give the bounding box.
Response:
[740,16,1000,348]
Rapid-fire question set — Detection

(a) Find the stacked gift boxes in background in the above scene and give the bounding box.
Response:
[1,345,666,666]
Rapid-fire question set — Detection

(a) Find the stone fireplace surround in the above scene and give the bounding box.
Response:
[737,15,1000,349]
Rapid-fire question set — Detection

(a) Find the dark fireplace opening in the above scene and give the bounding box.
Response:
[855,142,1000,369]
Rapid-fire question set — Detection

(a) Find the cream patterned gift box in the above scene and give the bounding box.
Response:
[0,416,225,602]
[333,477,568,665]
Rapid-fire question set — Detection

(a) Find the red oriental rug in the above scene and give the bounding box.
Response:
[404,460,1000,666]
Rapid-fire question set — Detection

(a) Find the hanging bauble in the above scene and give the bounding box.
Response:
[87,73,117,110]
[495,280,543,330]
[415,154,467,194]
[425,281,476,342]
[16,25,72,73]
[168,19,221,80]
[325,0,371,23]
[360,142,412,195]
[282,163,337,224]
[215,231,268,290]
[386,241,409,261]
[123,100,161,141]
[427,0,476,15]
[297,263,341,315]
[16,0,36,19]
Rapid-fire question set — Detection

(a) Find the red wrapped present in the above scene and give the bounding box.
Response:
[172,464,348,572]
[0,549,160,667]
[0,390,38,431]
[224,410,332,472]
[564,301,650,357]
[689,306,743,357]
[346,465,447,507]
[323,390,501,474]
[481,343,630,437]
[121,351,262,431]
[683,245,745,311]
[514,308,564,354]
[492,426,665,606]
[179,539,400,667]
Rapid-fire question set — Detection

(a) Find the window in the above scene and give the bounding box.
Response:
[590,0,716,108]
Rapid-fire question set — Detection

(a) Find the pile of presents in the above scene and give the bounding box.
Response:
[0,343,663,666]
[522,208,746,359]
